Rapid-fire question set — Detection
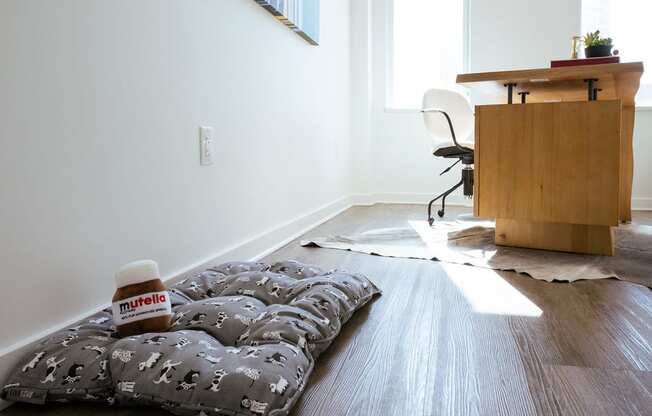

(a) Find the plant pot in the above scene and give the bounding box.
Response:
[585,45,613,58]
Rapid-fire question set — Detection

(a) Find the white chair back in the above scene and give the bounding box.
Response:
[422,88,474,148]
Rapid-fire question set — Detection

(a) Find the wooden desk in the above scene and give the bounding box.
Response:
[457,62,644,255]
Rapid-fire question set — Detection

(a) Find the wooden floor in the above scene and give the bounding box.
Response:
[5,205,652,416]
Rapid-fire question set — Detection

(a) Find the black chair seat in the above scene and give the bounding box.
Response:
[433,145,473,158]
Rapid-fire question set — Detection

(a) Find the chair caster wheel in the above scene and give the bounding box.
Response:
[437,209,445,218]
[428,217,434,226]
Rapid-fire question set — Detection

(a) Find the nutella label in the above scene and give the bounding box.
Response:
[111,291,171,326]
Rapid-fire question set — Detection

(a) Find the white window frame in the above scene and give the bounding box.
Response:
[385,0,471,112]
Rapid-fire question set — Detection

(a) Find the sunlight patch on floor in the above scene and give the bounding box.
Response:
[409,219,499,261]
[408,218,543,316]
[442,263,543,317]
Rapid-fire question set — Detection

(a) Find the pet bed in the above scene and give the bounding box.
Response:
[1,261,380,416]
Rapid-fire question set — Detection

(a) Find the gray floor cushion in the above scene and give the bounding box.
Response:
[1,261,381,416]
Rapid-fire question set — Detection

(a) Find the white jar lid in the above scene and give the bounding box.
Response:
[115,259,161,288]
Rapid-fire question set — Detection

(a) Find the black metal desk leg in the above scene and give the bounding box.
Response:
[504,83,517,104]
[593,88,602,100]
[584,78,598,101]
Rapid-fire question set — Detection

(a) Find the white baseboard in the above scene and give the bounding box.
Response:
[632,197,652,211]
[354,193,652,211]
[164,195,355,277]
[0,195,355,411]
[351,192,473,207]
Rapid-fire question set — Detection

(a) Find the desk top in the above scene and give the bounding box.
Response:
[456,62,644,105]
[456,62,643,84]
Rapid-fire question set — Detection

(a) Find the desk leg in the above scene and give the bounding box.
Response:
[495,219,614,256]
[620,105,635,223]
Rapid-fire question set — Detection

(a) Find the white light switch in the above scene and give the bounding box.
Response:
[199,126,214,166]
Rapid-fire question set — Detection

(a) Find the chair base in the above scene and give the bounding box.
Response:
[427,179,464,225]
[427,158,474,225]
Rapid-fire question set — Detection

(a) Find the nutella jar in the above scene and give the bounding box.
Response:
[112,260,172,337]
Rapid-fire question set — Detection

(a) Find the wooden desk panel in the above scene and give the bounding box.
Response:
[475,101,621,227]
[458,62,642,222]
[494,219,615,256]
[620,106,636,221]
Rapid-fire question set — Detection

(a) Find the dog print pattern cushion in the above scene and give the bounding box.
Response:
[1,261,380,415]
[1,311,116,405]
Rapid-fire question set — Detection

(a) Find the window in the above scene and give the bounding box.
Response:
[387,0,467,109]
[582,0,652,105]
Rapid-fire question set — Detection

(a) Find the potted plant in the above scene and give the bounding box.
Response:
[583,30,614,58]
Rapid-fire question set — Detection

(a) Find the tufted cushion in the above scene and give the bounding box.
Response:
[109,330,310,416]
[169,296,267,346]
[1,310,117,406]
[1,261,380,416]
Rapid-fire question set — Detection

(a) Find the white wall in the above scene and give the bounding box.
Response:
[0,0,351,356]
[468,0,581,73]
[357,0,652,208]
[632,112,652,204]
[350,0,373,195]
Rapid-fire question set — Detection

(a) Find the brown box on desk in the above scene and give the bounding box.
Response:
[551,56,620,67]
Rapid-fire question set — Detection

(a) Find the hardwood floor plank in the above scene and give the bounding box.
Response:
[539,365,652,416]
[504,277,652,372]
[290,259,415,415]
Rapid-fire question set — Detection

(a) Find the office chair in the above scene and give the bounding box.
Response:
[422,88,474,225]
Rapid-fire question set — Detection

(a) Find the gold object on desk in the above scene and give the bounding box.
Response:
[457,62,644,255]
[571,35,581,59]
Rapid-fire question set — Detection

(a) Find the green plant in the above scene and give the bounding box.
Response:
[583,30,613,47]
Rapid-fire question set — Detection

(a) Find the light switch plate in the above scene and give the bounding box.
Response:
[199,126,214,166]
